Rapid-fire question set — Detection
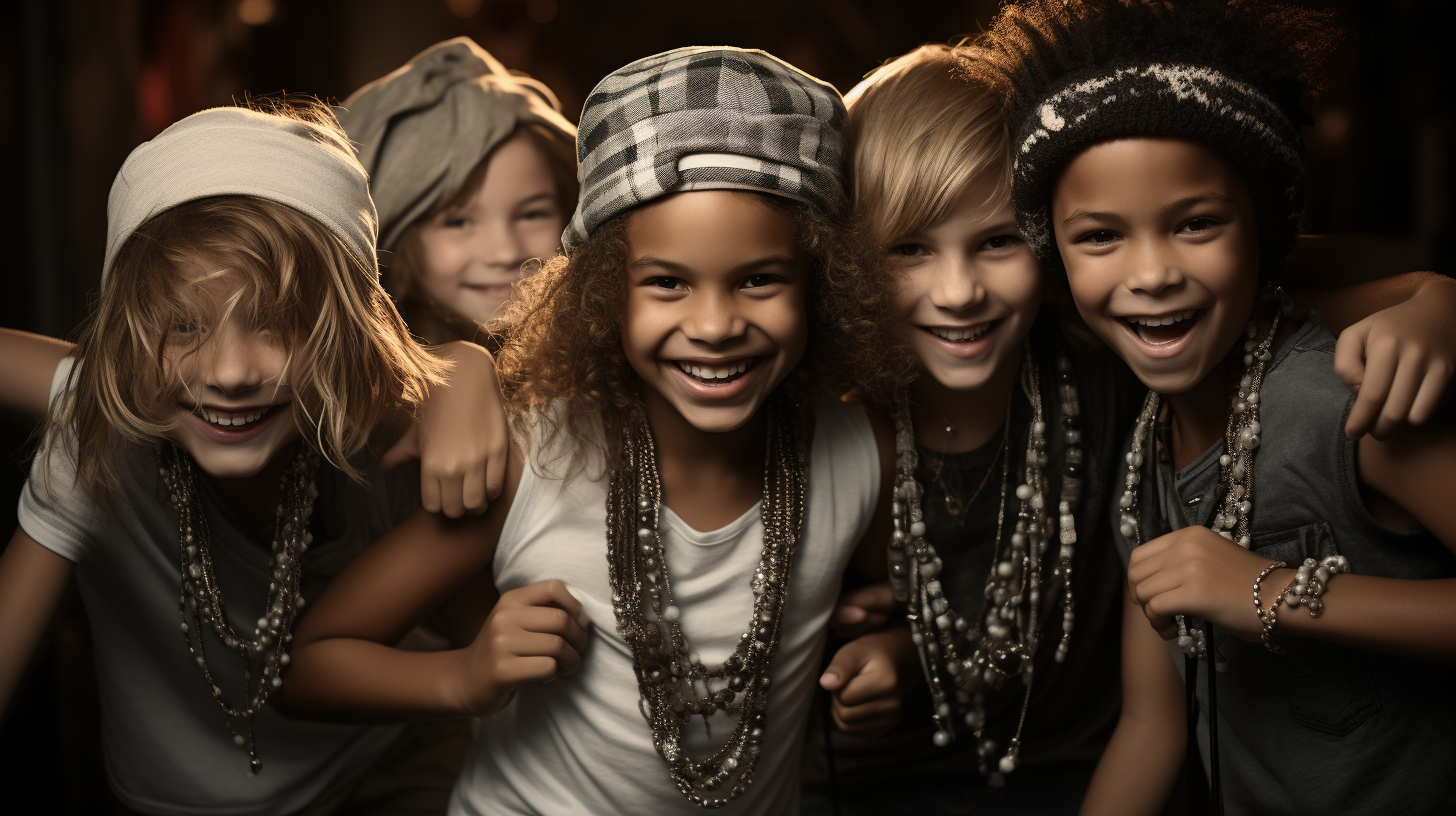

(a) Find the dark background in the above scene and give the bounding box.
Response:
[0,0,1446,811]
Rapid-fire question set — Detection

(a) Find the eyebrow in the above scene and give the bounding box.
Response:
[1060,193,1237,231]
[1060,210,1122,231]
[628,254,799,275]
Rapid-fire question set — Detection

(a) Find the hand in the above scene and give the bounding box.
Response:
[829,581,899,640]
[383,342,509,518]
[1336,276,1456,440]
[450,580,589,716]
[1126,527,1287,643]
[818,627,914,737]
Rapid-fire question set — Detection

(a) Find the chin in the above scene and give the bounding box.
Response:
[169,424,300,480]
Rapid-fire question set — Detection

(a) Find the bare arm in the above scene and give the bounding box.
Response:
[1079,585,1185,816]
[0,329,72,422]
[278,446,585,722]
[0,529,76,721]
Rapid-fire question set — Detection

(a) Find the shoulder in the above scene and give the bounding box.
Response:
[811,398,891,468]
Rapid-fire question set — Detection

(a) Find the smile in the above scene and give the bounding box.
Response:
[673,358,755,384]
[196,405,276,427]
[1124,309,1201,345]
[924,321,997,343]
[185,403,287,441]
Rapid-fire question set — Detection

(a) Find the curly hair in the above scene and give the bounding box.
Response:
[495,192,910,470]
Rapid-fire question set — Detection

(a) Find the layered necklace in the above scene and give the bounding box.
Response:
[161,442,319,776]
[606,396,807,808]
[888,349,1083,783]
[1116,292,1284,659]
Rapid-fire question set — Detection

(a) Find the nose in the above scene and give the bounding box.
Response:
[682,287,748,347]
[480,218,530,271]
[199,320,272,399]
[929,254,985,313]
[1124,237,1184,296]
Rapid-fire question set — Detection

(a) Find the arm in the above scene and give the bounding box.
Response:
[1078,585,1185,816]
[0,529,76,721]
[1289,272,1456,439]
[278,445,586,722]
[1126,418,1456,664]
[381,340,510,518]
[0,329,72,422]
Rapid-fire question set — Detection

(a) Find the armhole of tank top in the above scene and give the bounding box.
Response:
[493,455,542,575]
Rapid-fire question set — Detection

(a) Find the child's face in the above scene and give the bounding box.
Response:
[888,176,1040,392]
[161,277,300,479]
[622,190,809,434]
[1052,137,1261,394]
[413,132,564,324]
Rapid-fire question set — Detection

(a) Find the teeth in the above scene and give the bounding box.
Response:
[1129,309,1198,327]
[200,408,268,427]
[929,324,991,342]
[677,360,751,381]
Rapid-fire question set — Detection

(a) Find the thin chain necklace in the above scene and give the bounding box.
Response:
[161,442,319,776]
[606,396,807,808]
[888,348,1083,784]
[918,423,1006,518]
[1117,291,1284,659]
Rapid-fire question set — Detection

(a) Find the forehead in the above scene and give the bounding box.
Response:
[462,133,557,206]
[1055,137,1245,207]
[625,190,802,269]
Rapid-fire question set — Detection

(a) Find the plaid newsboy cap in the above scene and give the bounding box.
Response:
[562,46,847,252]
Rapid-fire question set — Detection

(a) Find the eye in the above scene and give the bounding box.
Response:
[743,273,784,290]
[518,208,556,222]
[648,277,686,291]
[1178,217,1220,235]
[440,214,469,229]
[887,242,930,259]
[1075,229,1119,247]
[978,234,1022,252]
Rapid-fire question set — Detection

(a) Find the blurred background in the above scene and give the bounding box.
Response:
[0,0,1447,810]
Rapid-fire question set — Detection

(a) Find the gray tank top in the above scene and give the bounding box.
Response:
[1114,320,1456,815]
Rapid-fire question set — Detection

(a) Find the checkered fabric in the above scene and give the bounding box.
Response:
[563,46,847,252]
[1010,63,1304,272]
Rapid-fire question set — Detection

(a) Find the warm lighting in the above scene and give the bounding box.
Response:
[446,0,483,17]
[526,0,557,23]
[237,0,275,26]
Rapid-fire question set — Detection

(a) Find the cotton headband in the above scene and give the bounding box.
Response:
[341,37,577,253]
[103,106,376,285]
[564,46,847,252]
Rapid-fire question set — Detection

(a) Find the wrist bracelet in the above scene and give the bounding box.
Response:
[1281,555,1350,618]
[1254,561,1287,654]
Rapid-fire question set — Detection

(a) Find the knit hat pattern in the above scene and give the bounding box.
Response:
[103,106,376,285]
[341,37,577,252]
[1011,62,1304,269]
[564,46,847,252]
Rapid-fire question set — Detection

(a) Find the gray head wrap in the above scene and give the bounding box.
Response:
[341,37,577,253]
[564,46,847,252]
[103,106,377,286]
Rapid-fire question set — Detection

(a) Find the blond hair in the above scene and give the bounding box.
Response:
[846,44,1011,247]
[49,194,447,493]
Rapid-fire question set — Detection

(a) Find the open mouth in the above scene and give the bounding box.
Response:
[461,282,514,296]
[1126,309,1202,346]
[192,404,283,431]
[923,319,1000,344]
[673,357,756,385]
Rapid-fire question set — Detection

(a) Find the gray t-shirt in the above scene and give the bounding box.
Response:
[18,357,416,816]
[1113,320,1456,815]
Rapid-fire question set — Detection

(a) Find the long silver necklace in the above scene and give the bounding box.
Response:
[1117,293,1283,659]
[161,442,318,776]
[888,349,1083,785]
[606,397,807,808]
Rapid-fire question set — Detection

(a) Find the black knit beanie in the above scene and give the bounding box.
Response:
[974,0,1336,278]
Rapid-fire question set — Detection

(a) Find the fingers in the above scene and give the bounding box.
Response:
[1345,335,1399,439]
[830,605,868,628]
[1410,363,1451,426]
[505,580,587,629]
[1332,321,1369,394]
[1370,348,1427,440]
[838,581,898,616]
[461,467,489,517]
[380,426,421,472]
[437,472,466,519]
[420,474,443,516]
[823,649,901,735]
[485,437,507,501]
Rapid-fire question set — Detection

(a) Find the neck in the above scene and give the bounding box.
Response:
[638,380,768,524]
[910,345,1023,454]
[204,439,300,542]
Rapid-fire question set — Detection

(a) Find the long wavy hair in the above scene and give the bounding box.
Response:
[495,192,910,471]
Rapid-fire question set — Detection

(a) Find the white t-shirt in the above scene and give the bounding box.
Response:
[451,399,881,816]
[17,357,413,816]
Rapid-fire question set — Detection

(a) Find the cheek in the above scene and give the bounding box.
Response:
[994,261,1043,321]
[419,233,468,282]
[523,219,565,261]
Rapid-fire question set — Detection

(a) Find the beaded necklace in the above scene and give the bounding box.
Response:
[1116,295,1283,659]
[888,349,1083,783]
[162,442,319,776]
[606,397,807,808]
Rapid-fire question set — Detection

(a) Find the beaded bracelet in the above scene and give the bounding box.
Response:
[1281,555,1350,617]
[1253,561,1288,654]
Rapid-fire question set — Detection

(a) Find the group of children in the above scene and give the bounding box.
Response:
[0,2,1453,815]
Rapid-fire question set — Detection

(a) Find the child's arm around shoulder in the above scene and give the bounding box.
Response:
[0,529,77,721]
[0,329,73,421]
[278,442,587,722]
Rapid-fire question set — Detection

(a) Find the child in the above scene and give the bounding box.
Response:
[978,1,1456,813]
[813,36,1456,816]
[342,37,578,344]
[0,101,500,815]
[279,47,912,815]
